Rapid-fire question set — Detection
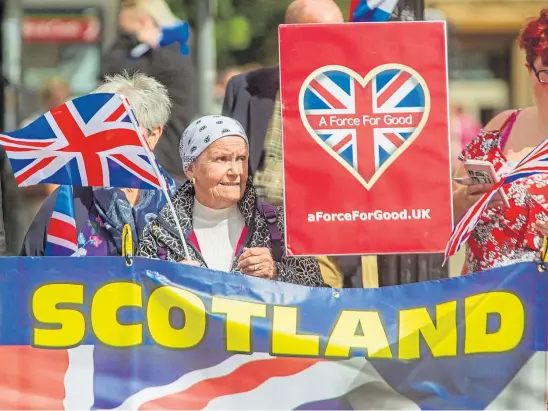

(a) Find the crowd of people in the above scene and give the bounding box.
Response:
[2,0,548,289]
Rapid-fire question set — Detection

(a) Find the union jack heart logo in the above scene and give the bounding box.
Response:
[299,64,430,190]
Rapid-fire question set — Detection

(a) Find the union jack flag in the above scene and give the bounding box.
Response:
[349,0,399,22]
[44,185,77,256]
[303,68,425,185]
[444,138,548,263]
[0,331,539,409]
[0,93,162,189]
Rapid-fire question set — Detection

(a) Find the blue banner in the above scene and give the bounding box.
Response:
[0,257,547,409]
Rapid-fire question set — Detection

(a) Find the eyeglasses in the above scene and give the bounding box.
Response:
[531,65,548,84]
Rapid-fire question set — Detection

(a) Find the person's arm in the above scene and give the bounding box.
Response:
[0,149,23,255]
[135,219,164,260]
[275,207,328,287]
[452,109,514,222]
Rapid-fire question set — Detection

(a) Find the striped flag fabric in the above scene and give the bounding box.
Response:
[44,185,77,256]
[444,137,548,263]
[349,0,399,22]
[0,93,163,190]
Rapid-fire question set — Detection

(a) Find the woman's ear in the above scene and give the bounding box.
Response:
[185,162,195,182]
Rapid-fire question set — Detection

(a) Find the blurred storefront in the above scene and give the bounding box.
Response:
[1,0,121,236]
[2,0,120,131]
[427,0,544,125]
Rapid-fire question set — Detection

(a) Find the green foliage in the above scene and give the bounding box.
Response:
[164,0,353,69]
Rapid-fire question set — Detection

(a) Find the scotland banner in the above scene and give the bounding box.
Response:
[0,257,547,409]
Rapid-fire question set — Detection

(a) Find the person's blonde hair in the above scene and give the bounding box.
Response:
[40,77,69,102]
[94,71,172,134]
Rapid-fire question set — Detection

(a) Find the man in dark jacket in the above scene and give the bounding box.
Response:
[100,0,198,181]
[0,147,23,255]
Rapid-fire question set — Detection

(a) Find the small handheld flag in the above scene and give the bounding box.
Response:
[159,22,190,55]
[349,0,398,22]
[130,22,190,58]
[444,136,548,264]
[0,93,162,190]
[45,185,77,256]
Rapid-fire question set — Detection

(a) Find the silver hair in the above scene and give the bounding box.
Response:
[94,71,172,133]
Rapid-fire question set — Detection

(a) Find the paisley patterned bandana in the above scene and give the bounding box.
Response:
[179,115,248,172]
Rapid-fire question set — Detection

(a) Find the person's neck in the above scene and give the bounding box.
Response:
[194,194,236,211]
[193,197,239,223]
[537,104,548,130]
[121,188,140,206]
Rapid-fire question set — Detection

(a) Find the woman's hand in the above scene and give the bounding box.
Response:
[136,26,161,47]
[238,247,277,280]
[533,220,548,237]
[453,180,503,222]
[180,259,201,267]
[466,184,504,209]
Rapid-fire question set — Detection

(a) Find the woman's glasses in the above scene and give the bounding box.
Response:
[531,65,548,84]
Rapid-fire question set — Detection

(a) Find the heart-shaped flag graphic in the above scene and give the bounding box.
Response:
[299,64,431,190]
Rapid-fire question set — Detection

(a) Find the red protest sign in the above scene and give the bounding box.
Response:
[279,22,452,256]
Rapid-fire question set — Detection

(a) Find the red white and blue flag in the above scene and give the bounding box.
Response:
[0,93,162,190]
[444,138,548,262]
[44,185,77,256]
[303,68,425,183]
[1,344,540,410]
[0,257,544,410]
[349,0,398,22]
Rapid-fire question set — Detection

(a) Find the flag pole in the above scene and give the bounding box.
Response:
[121,96,192,261]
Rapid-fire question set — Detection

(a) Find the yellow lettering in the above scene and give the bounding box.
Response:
[325,310,392,358]
[32,284,85,348]
[271,306,319,356]
[465,292,524,354]
[398,301,457,360]
[91,282,143,347]
[148,286,206,348]
[211,297,266,353]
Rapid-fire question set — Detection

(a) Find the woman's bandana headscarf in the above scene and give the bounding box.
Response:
[180,115,249,172]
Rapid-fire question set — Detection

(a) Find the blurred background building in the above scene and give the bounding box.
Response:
[428,0,544,124]
[3,0,543,129]
[2,0,119,130]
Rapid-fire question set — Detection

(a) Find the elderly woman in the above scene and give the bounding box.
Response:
[137,115,326,286]
[21,72,178,257]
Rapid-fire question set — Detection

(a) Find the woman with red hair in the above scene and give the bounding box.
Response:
[452,8,548,274]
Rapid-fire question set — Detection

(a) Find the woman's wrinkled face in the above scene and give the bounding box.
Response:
[186,136,249,209]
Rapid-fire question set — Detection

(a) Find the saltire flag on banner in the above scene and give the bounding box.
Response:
[349,0,399,22]
[445,135,548,262]
[44,185,77,256]
[0,257,546,410]
[0,93,162,190]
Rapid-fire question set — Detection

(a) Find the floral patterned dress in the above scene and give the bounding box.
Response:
[459,111,548,274]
